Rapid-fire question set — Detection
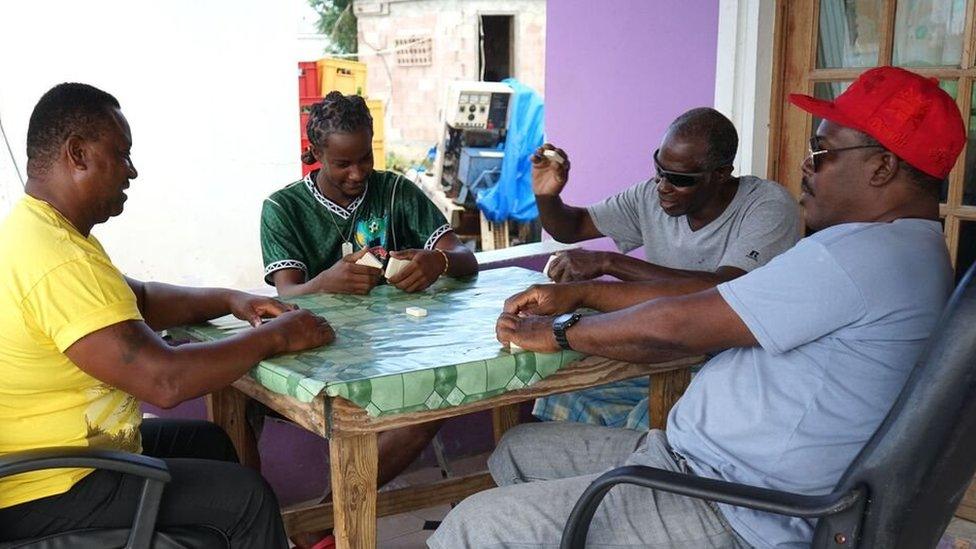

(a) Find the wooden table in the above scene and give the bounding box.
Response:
[207,354,699,549]
[170,267,702,548]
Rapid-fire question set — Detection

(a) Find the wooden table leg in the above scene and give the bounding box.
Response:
[206,386,261,471]
[492,404,521,445]
[649,368,692,430]
[331,432,378,549]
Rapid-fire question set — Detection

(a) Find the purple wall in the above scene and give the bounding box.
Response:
[544,0,720,249]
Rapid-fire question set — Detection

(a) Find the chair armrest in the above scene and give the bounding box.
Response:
[0,447,170,483]
[561,466,865,549]
[0,448,171,549]
[592,466,862,517]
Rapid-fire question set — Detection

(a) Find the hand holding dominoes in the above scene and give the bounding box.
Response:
[503,282,584,317]
[530,144,571,196]
[311,248,383,295]
[385,249,445,293]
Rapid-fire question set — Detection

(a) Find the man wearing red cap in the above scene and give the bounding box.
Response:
[430,66,965,548]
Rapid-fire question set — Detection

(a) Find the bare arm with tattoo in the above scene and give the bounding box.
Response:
[65,310,334,409]
[126,276,291,331]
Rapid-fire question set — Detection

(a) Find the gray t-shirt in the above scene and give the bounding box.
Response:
[587,176,801,272]
[664,219,953,548]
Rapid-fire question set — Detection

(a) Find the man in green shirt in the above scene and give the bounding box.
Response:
[261,93,476,296]
[260,91,478,548]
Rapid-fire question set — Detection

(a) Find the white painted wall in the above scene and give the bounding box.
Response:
[714,0,776,180]
[0,0,318,289]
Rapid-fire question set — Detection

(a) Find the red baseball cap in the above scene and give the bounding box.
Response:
[789,66,965,179]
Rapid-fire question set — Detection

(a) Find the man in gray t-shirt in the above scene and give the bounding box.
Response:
[430,67,965,549]
[533,107,800,284]
[533,108,800,429]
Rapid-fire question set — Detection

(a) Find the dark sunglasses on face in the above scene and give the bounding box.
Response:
[653,149,727,188]
[806,137,886,172]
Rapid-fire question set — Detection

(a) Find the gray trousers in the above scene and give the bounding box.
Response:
[429,423,749,549]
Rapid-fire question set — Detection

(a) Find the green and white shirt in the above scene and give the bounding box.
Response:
[260,170,453,284]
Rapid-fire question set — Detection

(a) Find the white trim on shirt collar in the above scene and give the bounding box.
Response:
[302,172,367,220]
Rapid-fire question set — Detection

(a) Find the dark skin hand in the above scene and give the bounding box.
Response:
[545,249,746,284]
[386,232,477,293]
[530,143,603,243]
[496,288,756,364]
[275,248,383,297]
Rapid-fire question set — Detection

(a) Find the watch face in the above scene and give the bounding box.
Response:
[553,313,581,351]
[555,313,581,330]
[554,313,575,329]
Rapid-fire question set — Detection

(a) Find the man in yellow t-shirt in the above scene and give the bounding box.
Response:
[0,83,334,549]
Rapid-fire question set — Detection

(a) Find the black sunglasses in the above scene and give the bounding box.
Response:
[652,149,729,188]
[806,137,885,172]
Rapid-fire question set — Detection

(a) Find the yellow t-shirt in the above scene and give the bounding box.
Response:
[0,195,143,509]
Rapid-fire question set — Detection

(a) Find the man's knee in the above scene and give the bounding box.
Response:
[189,420,239,462]
[488,422,556,486]
[429,489,506,548]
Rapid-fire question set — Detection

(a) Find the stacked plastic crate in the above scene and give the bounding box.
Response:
[297,59,385,176]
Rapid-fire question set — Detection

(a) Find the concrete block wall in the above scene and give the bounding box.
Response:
[355,0,546,155]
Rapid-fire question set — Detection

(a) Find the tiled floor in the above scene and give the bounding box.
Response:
[944,517,976,549]
[374,453,489,548]
[307,451,976,548]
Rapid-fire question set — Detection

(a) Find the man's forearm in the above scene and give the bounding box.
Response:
[157,329,282,405]
[575,276,725,312]
[112,321,283,408]
[602,254,729,284]
[141,282,236,331]
[535,195,591,243]
[562,288,756,363]
[564,300,695,363]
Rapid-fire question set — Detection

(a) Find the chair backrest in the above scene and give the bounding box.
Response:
[818,263,976,548]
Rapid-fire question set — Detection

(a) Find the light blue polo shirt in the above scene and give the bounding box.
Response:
[665,219,952,548]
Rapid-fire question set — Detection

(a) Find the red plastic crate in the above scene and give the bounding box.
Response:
[298,61,320,98]
[299,96,320,114]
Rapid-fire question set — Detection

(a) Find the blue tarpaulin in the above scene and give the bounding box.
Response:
[476,78,542,223]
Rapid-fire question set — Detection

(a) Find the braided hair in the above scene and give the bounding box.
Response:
[302,91,373,165]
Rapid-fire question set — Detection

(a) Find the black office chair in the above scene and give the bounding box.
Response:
[562,261,976,549]
[0,448,227,549]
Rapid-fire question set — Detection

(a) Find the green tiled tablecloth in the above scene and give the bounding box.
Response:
[169,267,582,417]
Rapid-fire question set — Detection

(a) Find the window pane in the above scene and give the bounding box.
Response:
[939,80,959,99]
[964,85,976,205]
[893,0,967,67]
[937,80,958,202]
[958,220,976,283]
[810,81,854,136]
[817,0,883,68]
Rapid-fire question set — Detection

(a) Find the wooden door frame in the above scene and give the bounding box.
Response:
[767,0,976,523]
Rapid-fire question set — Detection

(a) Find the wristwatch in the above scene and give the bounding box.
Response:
[552,313,583,351]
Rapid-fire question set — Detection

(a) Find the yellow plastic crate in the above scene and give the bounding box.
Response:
[372,138,386,171]
[366,98,385,142]
[317,58,367,96]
